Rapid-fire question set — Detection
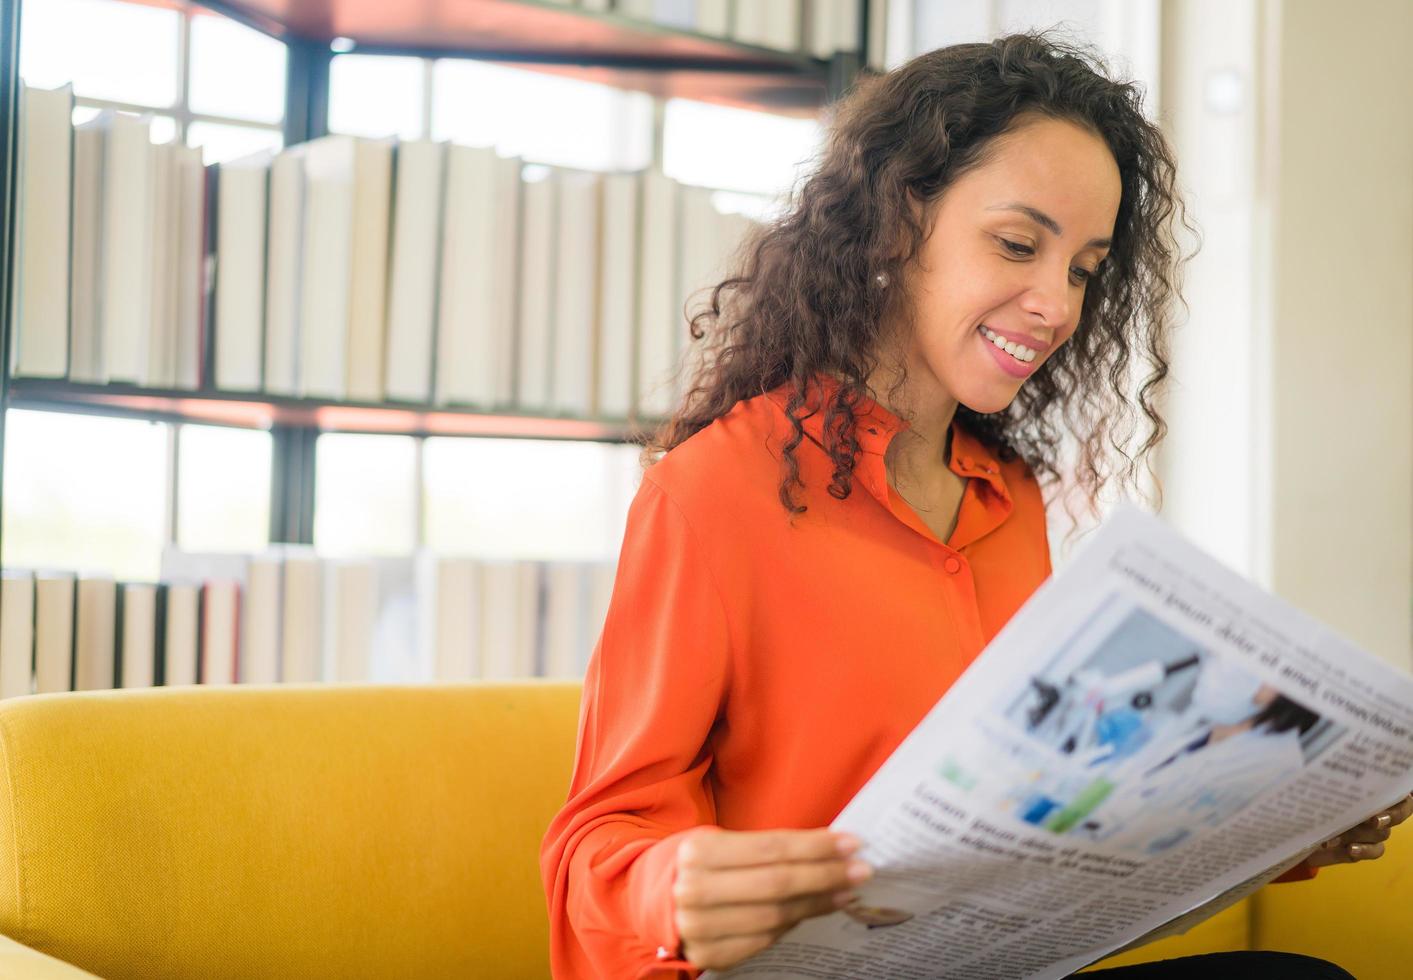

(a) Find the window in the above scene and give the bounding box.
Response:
[663,98,823,198]
[328,54,426,140]
[2,411,168,581]
[422,439,641,562]
[314,434,419,557]
[177,425,272,554]
[19,0,286,167]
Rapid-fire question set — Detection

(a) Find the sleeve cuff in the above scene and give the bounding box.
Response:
[626,827,719,974]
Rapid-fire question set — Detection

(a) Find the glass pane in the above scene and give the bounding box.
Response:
[150,115,178,144]
[187,121,283,166]
[329,54,425,140]
[314,434,418,557]
[20,0,179,107]
[189,10,287,124]
[177,425,272,553]
[2,410,168,581]
[422,438,641,562]
[664,98,822,195]
[431,59,653,171]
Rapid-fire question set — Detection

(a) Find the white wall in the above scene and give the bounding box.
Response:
[1157,0,1411,669]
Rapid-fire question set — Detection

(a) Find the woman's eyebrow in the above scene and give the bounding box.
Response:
[985,201,1112,249]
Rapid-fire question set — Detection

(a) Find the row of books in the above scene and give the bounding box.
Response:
[10,82,759,419]
[0,550,617,698]
[573,0,866,59]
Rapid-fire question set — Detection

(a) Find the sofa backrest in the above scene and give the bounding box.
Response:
[0,682,582,979]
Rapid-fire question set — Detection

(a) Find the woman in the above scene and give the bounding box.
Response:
[540,33,1408,979]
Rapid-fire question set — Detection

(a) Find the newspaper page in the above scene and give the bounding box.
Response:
[709,505,1413,980]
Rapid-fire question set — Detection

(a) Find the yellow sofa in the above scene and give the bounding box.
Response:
[0,683,1401,978]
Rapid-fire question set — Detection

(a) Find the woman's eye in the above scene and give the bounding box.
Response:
[1000,238,1034,257]
[1070,267,1093,284]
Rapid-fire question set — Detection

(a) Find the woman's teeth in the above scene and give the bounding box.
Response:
[980,325,1038,363]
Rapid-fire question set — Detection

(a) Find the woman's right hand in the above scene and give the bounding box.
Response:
[673,827,874,971]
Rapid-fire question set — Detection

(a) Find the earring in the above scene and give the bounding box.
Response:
[874,272,890,288]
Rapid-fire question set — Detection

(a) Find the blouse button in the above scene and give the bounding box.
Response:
[944,556,962,574]
[656,946,673,960]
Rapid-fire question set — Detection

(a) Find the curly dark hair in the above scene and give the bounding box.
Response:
[643,31,1192,520]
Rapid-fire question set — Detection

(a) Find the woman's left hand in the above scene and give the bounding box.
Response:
[1305,793,1413,869]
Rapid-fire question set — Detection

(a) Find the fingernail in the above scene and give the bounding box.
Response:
[1374,814,1393,831]
[833,890,858,908]
[847,860,874,884]
[1321,838,1341,849]
[1348,844,1366,859]
[835,834,861,856]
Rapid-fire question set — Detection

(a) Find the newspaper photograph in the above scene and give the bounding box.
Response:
[709,506,1413,980]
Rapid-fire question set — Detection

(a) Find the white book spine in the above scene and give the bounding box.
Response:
[421,556,481,681]
[200,581,239,685]
[491,155,523,408]
[215,157,269,391]
[323,560,376,683]
[101,113,154,384]
[280,555,323,683]
[163,584,200,686]
[14,84,73,379]
[118,583,158,689]
[516,173,559,413]
[69,122,106,383]
[264,152,305,396]
[298,172,353,399]
[435,145,498,407]
[74,575,117,691]
[551,172,601,417]
[34,574,75,694]
[345,139,393,403]
[597,171,641,419]
[242,556,283,684]
[174,147,206,389]
[636,170,682,418]
[384,140,446,403]
[0,573,35,699]
[695,0,729,35]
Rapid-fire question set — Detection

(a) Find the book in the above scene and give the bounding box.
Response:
[345,137,395,403]
[162,583,201,686]
[145,140,178,388]
[73,574,117,691]
[542,562,588,678]
[595,171,641,419]
[69,115,106,383]
[696,0,730,36]
[322,559,376,682]
[98,111,155,385]
[516,170,559,413]
[280,550,322,682]
[0,571,35,699]
[11,82,73,379]
[435,145,522,409]
[636,169,682,418]
[213,149,272,392]
[481,561,540,679]
[263,150,304,396]
[416,554,482,681]
[174,144,206,390]
[550,169,602,417]
[199,580,240,684]
[117,582,162,689]
[384,139,447,403]
[296,140,355,400]
[242,554,283,684]
[33,572,75,694]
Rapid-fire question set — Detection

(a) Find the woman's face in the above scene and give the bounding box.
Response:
[900,115,1123,415]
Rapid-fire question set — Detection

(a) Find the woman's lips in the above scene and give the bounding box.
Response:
[978,325,1041,379]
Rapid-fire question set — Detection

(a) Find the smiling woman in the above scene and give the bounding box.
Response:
[540,33,1365,980]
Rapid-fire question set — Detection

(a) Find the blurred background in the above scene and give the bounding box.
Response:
[2,0,1408,677]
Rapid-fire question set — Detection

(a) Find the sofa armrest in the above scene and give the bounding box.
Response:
[0,934,100,978]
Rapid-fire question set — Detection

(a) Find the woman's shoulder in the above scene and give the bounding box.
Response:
[643,392,791,515]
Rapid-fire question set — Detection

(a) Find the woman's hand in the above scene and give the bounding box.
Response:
[673,827,873,971]
[1305,793,1413,869]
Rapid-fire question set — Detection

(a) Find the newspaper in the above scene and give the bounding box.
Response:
[709,506,1413,980]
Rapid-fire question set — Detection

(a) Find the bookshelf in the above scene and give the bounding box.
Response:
[0,0,870,550]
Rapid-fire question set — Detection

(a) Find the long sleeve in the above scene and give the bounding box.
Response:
[541,476,734,979]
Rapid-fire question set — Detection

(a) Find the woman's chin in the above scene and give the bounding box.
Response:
[959,387,1022,416]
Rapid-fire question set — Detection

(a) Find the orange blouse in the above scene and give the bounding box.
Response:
[539,376,1308,979]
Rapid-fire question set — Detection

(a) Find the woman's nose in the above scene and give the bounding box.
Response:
[1018,267,1074,329]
